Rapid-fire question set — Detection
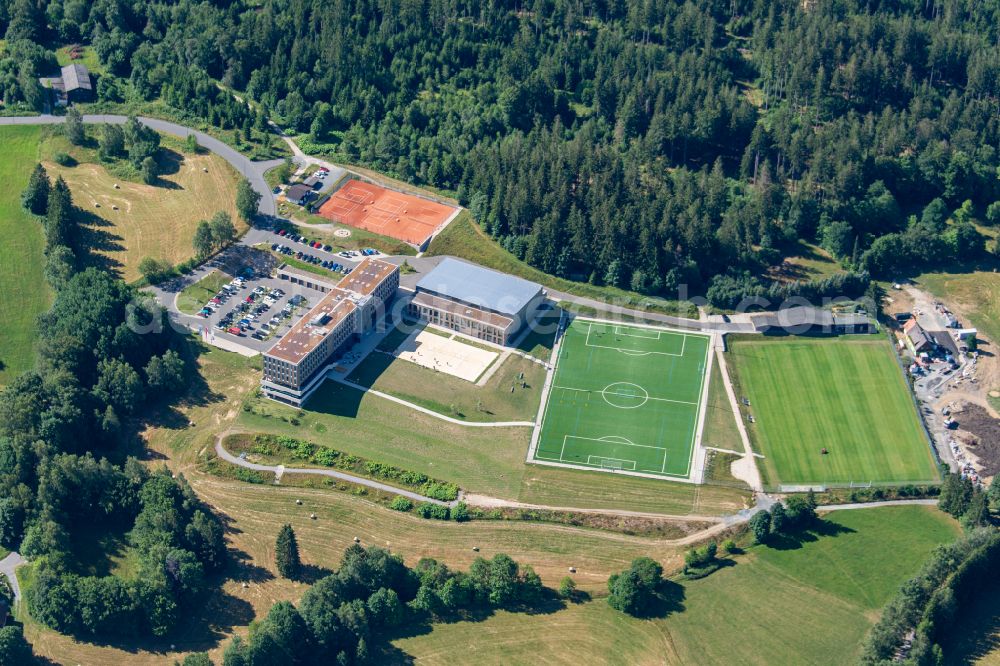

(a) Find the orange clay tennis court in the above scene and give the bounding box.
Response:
[317,179,457,246]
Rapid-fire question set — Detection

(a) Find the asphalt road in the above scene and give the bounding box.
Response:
[0,113,277,217]
[0,551,25,601]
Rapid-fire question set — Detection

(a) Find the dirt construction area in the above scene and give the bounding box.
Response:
[317,179,457,247]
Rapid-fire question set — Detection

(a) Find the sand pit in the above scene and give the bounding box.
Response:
[393,329,498,383]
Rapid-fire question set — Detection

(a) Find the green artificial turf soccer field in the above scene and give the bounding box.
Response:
[727,335,939,487]
[532,318,711,478]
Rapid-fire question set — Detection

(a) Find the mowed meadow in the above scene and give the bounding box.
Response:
[727,335,939,487]
[0,126,51,387]
[390,506,959,665]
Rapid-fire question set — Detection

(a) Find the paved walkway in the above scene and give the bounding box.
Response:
[214,433,458,506]
[0,551,25,601]
[816,498,938,512]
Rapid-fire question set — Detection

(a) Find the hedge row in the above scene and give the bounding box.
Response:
[250,434,460,500]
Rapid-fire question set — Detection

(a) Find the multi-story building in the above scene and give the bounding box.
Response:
[406,258,545,346]
[261,258,399,405]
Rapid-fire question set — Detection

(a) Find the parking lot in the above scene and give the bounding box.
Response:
[263,224,384,268]
[192,272,329,353]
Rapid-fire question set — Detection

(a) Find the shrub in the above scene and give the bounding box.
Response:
[390,497,413,512]
[721,539,738,554]
[53,152,76,166]
[416,503,450,520]
[451,502,469,522]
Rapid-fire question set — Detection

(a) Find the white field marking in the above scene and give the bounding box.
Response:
[558,435,668,472]
[613,325,661,340]
[585,322,688,357]
[551,384,698,407]
[586,455,637,471]
[597,435,637,444]
[600,382,649,409]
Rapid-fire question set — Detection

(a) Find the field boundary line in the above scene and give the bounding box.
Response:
[686,332,715,482]
[573,314,714,340]
[525,309,566,463]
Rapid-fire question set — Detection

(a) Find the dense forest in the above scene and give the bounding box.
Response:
[2,0,1000,299]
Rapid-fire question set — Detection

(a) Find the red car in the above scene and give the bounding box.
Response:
[245,296,254,303]
[278,229,287,236]
[227,326,242,335]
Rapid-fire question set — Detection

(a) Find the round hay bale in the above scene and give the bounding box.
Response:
[353,536,361,543]
[310,513,317,520]
[113,184,120,189]
[568,567,576,573]
[472,546,479,552]
[296,499,303,505]
[112,205,119,211]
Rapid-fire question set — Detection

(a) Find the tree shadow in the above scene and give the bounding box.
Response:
[156,148,184,178]
[765,519,856,551]
[639,579,686,619]
[227,547,274,585]
[298,563,335,584]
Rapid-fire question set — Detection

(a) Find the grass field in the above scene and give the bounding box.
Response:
[427,213,696,318]
[391,506,959,665]
[40,131,243,282]
[0,126,52,387]
[176,270,230,315]
[700,354,743,453]
[345,345,544,423]
[727,335,939,487]
[533,319,711,479]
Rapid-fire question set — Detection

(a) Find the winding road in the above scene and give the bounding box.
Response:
[0,114,279,217]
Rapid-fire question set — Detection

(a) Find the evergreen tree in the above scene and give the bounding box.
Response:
[44,176,75,251]
[21,163,50,215]
[275,524,301,579]
[64,106,86,145]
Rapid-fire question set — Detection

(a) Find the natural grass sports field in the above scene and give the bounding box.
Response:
[727,335,939,487]
[533,318,711,479]
[0,126,51,387]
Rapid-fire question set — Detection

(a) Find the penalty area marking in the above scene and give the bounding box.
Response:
[585,322,688,357]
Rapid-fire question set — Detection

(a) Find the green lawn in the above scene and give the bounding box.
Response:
[700,354,743,453]
[727,335,938,487]
[176,270,230,315]
[0,126,51,387]
[533,319,711,478]
[345,344,545,423]
[392,506,959,665]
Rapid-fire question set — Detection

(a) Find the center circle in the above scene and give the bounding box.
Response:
[601,382,649,409]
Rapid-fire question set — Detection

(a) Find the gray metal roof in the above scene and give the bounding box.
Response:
[753,306,872,331]
[416,258,542,316]
[61,64,91,92]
